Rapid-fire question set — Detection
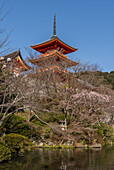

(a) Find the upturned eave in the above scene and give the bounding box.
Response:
[29,50,78,67]
[31,36,78,54]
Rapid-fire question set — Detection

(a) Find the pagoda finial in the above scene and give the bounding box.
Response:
[53,14,56,36]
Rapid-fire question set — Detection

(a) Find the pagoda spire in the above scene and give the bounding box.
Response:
[53,14,56,36]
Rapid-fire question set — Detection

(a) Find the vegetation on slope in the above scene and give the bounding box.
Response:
[78,70,114,89]
[0,63,114,162]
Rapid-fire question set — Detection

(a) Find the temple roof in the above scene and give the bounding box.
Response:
[31,36,78,54]
[29,50,78,67]
[31,14,78,54]
[0,49,31,71]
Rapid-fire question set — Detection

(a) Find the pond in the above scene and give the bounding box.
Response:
[1,147,114,170]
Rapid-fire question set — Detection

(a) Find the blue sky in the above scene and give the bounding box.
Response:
[1,0,114,72]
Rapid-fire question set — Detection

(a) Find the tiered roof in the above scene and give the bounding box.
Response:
[31,36,78,54]
[0,49,31,72]
[29,50,78,67]
[31,14,78,55]
[30,14,78,71]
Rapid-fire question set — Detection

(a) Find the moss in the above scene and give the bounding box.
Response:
[30,112,65,125]
[103,137,110,146]
[0,115,35,138]
[93,123,114,146]
[97,123,113,137]
[42,143,74,148]
[30,116,44,126]
[0,133,32,162]
[44,128,51,139]
[0,140,12,162]
[44,112,65,123]
[0,114,41,141]
[44,134,50,139]
[82,139,87,145]
[110,135,114,146]
[97,128,104,136]
[3,133,32,153]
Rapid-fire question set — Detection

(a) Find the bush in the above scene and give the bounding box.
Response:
[0,140,12,162]
[3,133,31,153]
[1,115,32,137]
[30,112,65,124]
[97,123,113,137]
[0,114,41,141]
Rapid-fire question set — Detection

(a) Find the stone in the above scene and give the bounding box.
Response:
[90,143,102,148]
[75,143,85,148]
[66,140,74,146]
[38,142,44,146]
[47,141,54,146]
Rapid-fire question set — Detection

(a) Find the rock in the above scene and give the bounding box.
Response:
[90,143,102,148]
[32,140,36,144]
[75,143,85,148]
[38,142,44,146]
[63,140,74,146]
[47,141,54,146]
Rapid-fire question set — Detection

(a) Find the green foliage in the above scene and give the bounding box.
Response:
[96,71,114,89]
[46,112,65,123]
[93,123,113,145]
[110,135,114,142]
[3,133,31,153]
[30,112,65,125]
[110,135,114,146]
[44,134,50,139]
[103,137,109,145]
[0,140,12,162]
[44,128,51,139]
[82,139,87,145]
[0,114,41,142]
[1,115,32,137]
[78,70,114,89]
[30,116,44,126]
[97,123,113,137]
[67,115,71,125]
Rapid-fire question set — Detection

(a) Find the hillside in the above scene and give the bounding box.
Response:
[76,70,114,89]
[0,68,114,162]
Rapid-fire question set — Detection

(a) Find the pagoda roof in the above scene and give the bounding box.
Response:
[31,14,78,54]
[29,50,78,67]
[31,36,78,54]
[0,49,31,71]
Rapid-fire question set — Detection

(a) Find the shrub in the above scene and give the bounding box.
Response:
[97,123,113,137]
[1,115,32,137]
[3,133,31,153]
[0,140,12,162]
[30,112,65,124]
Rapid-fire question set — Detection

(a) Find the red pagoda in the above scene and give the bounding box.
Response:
[29,15,78,78]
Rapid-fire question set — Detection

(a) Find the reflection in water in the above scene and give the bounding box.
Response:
[1,148,114,170]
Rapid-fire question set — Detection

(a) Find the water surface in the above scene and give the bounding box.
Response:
[1,147,114,170]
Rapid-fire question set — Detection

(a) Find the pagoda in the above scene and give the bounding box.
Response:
[29,15,78,79]
[0,49,31,76]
